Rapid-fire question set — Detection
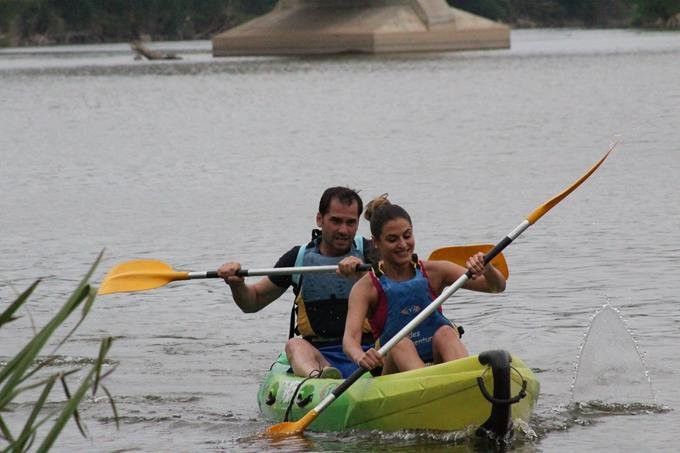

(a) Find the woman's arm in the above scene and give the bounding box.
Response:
[343,276,382,370]
[463,252,506,293]
[426,252,506,294]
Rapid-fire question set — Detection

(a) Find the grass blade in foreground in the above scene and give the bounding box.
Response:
[0,252,118,451]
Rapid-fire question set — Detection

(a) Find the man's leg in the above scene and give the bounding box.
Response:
[285,337,331,377]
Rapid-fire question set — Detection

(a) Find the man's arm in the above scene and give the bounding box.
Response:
[227,277,287,313]
[217,246,298,313]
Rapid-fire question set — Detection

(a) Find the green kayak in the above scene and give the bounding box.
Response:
[257,350,539,438]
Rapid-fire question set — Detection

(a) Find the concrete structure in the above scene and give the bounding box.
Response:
[212,0,510,56]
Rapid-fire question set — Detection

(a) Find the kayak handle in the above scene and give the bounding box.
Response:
[296,393,313,408]
[477,365,528,405]
[265,391,276,406]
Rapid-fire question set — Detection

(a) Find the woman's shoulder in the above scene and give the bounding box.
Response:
[422,259,465,283]
[421,259,447,273]
[352,271,380,298]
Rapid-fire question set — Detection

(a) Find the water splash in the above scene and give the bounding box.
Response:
[528,401,669,438]
[571,303,655,405]
[298,424,538,452]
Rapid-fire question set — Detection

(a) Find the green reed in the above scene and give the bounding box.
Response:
[0,251,118,452]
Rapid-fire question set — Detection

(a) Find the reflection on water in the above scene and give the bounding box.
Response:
[1,29,680,452]
[235,427,529,453]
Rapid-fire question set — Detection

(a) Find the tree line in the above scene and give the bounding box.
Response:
[0,0,277,46]
[1,0,678,47]
[453,0,679,27]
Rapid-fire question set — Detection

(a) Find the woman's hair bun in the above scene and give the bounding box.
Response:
[364,193,390,221]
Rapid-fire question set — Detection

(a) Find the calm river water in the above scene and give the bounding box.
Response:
[1,29,679,452]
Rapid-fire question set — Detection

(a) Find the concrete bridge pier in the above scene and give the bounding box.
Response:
[212,0,510,56]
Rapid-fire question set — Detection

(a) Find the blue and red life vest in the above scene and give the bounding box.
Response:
[368,258,452,362]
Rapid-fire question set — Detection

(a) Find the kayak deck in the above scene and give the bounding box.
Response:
[257,350,539,434]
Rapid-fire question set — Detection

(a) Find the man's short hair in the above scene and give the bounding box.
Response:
[318,187,363,217]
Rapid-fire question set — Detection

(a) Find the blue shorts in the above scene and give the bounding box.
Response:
[318,343,372,378]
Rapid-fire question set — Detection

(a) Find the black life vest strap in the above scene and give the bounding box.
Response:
[288,304,296,339]
[288,230,319,339]
[303,332,374,348]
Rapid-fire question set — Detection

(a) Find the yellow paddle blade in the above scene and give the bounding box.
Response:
[265,409,319,437]
[98,259,189,295]
[527,143,615,224]
[428,244,509,280]
[264,421,305,437]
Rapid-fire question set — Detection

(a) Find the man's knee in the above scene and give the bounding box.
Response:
[285,337,306,355]
[285,337,318,356]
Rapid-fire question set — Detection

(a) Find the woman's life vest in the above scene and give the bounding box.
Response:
[368,259,452,362]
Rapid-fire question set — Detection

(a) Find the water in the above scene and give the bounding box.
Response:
[571,304,655,405]
[1,29,679,451]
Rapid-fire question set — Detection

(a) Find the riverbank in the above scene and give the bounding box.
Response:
[2,21,678,49]
[1,3,678,48]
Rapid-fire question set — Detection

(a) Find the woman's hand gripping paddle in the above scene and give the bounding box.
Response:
[429,244,509,279]
[265,144,615,437]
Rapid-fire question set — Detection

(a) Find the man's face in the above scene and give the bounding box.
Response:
[316,198,360,256]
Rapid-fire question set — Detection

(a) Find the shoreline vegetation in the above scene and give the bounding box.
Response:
[0,0,678,48]
[0,253,118,452]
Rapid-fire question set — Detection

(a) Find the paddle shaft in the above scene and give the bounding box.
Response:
[100,248,497,296]
[187,264,372,279]
[368,144,615,374]
[287,145,615,429]
[307,220,530,417]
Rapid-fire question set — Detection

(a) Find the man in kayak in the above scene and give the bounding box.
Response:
[218,187,374,379]
[343,194,506,375]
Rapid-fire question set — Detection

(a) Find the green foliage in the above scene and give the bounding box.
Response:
[0,0,677,46]
[448,0,510,21]
[448,0,673,26]
[632,0,680,23]
[0,252,118,452]
[0,0,277,45]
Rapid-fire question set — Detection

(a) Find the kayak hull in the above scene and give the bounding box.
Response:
[257,351,539,433]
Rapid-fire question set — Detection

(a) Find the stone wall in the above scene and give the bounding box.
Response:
[212,0,510,56]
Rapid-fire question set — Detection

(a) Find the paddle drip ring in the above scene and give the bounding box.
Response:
[477,364,528,405]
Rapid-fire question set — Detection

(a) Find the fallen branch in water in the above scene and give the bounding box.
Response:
[131,41,181,60]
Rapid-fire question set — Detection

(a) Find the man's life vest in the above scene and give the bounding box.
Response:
[291,236,369,343]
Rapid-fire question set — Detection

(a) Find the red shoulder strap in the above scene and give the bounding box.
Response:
[419,260,442,312]
[367,270,388,340]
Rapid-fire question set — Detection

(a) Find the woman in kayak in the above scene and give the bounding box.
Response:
[343,194,506,375]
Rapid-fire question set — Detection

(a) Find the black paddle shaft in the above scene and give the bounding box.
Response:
[465,237,513,279]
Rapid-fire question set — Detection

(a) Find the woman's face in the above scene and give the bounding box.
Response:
[376,217,415,266]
